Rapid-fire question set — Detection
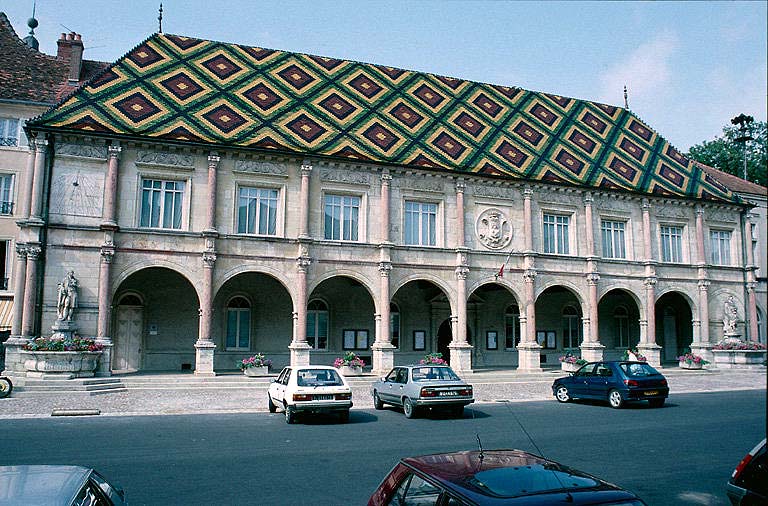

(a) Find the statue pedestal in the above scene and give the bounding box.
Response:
[51,319,78,341]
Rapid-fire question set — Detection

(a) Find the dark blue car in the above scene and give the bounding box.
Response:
[552,361,669,409]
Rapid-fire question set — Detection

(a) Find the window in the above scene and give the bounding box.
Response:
[343,329,369,350]
[0,174,13,215]
[140,178,185,229]
[324,194,359,241]
[505,304,520,349]
[601,220,626,259]
[307,300,328,349]
[390,473,442,506]
[562,305,581,349]
[390,303,400,349]
[0,117,23,147]
[237,187,278,235]
[225,297,251,350]
[543,214,570,254]
[710,230,731,265]
[404,201,437,246]
[614,306,629,348]
[0,240,8,290]
[660,225,683,263]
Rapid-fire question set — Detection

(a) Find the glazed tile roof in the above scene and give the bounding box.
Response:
[29,33,738,203]
[0,13,107,104]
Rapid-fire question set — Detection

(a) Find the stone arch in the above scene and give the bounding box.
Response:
[655,290,694,362]
[598,283,645,319]
[392,272,456,315]
[656,286,698,316]
[308,269,377,312]
[468,278,523,306]
[215,263,294,306]
[598,287,643,351]
[535,280,587,314]
[112,258,199,303]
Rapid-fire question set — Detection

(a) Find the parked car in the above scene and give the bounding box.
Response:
[552,361,668,409]
[368,449,646,505]
[0,465,126,505]
[370,364,473,418]
[726,438,767,505]
[268,365,353,424]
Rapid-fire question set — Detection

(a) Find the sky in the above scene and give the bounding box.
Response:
[2,0,766,152]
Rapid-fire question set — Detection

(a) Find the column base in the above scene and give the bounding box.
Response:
[637,343,662,368]
[194,340,217,377]
[1,337,31,375]
[448,342,473,376]
[95,340,113,377]
[371,342,395,376]
[517,342,542,372]
[689,343,714,366]
[289,342,312,367]
[580,342,605,362]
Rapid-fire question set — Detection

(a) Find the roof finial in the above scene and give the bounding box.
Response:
[623,85,629,109]
[158,3,163,33]
[24,0,40,50]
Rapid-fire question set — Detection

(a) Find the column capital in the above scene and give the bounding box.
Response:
[380,173,392,184]
[378,261,392,276]
[202,251,216,268]
[297,256,311,272]
[697,279,711,290]
[641,199,651,211]
[455,266,469,280]
[26,244,42,260]
[586,273,600,285]
[583,192,594,205]
[455,180,466,193]
[207,151,221,167]
[523,269,537,283]
[746,281,757,293]
[108,144,122,159]
[644,276,657,288]
[26,133,36,150]
[34,138,48,152]
[100,246,115,263]
[522,187,534,199]
[15,244,27,258]
[695,204,705,216]
[300,160,313,176]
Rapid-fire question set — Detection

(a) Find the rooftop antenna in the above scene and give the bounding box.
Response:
[23,0,40,50]
[158,3,163,33]
[623,85,629,109]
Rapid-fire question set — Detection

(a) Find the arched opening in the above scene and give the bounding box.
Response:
[597,288,641,356]
[534,285,582,363]
[655,292,693,363]
[436,318,472,365]
[466,282,521,367]
[391,279,452,365]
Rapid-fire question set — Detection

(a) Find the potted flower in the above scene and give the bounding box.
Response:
[712,340,766,369]
[677,349,709,370]
[334,351,366,376]
[558,352,587,372]
[621,348,647,362]
[21,336,104,379]
[238,353,272,377]
[420,352,448,365]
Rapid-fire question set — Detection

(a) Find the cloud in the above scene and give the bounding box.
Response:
[597,32,680,106]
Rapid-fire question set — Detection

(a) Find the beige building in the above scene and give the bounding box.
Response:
[4,29,765,377]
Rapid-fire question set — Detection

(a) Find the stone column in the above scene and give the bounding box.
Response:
[691,280,713,362]
[523,187,534,257]
[205,152,220,232]
[744,214,759,341]
[450,263,472,375]
[518,269,541,372]
[194,252,217,376]
[2,246,29,374]
[95,245,115,376]
[380,173,392,244]
[299,161,312,239]
[583,193,595,257]
[28,138,48,221]
[19,138,36,219]
[102,145,121,226]
[372,261,395,375]
[456,181,466,248]
[581,273,605,361]
[20,245,41,338]
[290,256,312,366]
[638,200,661,365]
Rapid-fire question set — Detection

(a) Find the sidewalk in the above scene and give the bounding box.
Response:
[1,368,764,419]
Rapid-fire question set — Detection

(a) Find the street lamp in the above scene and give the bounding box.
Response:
[731,114,754,180]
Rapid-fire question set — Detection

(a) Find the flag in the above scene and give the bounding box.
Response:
[495,264,504,279]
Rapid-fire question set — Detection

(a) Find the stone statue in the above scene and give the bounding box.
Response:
[722,295,740,336]
[56,270,79,321]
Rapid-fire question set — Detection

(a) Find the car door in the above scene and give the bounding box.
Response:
[569,363,595,398]
[587,362,615,399]
[381,368,406,404]
[270,367,290,404]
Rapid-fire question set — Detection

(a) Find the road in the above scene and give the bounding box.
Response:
[1,390,765,505]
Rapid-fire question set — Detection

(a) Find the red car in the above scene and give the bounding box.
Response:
[369,449,646,505]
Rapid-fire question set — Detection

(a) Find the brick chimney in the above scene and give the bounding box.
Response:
[56,32,84,84]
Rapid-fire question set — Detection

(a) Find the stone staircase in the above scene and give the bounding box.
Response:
[12,377,127,395]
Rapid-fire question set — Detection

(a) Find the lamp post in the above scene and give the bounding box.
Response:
[731,114,754,181]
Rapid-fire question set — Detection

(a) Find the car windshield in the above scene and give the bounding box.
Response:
[411,367,460,382]
[620,363,661,377]
[296,369,343,386]
[458,464,599,498]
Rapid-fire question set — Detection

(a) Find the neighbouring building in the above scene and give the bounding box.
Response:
[0,12,105,368]
[3,28,766,377]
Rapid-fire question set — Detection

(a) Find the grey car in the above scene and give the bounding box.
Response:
[371,364,473,418]
[0,465,126,505]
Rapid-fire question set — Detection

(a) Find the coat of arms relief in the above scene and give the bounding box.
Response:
[476,209,513,249]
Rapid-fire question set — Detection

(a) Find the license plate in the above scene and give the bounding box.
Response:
[644,391,658,396]
[313,395,333,400]
[440,391,458,396]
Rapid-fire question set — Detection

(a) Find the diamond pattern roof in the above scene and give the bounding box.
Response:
[30,33,737,203]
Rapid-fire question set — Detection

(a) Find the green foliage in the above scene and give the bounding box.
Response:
[687,120,767,187]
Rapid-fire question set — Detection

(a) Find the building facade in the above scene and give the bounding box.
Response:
[5,32,765,377]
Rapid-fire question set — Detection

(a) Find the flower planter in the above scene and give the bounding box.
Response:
[560,362,582,373]
[678,361,703,370]
[243,366,269,377]
[712,350,766,369]
[340,365,363,376]
[21,350,102,379]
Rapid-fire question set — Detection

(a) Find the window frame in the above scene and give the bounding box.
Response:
[225,296,251,351]
[601,219,627,259]
[542,212,572,255]
[137,175,189,230]
[404,200,438,247]
[236,185,280,236]
[659,223,685,263]
[614,305,630,348]
[710,228,733,266]
[323,192,362,242]
[0,116,26,148]
[562,305,582,349]
[390,303,400,350]
[0,173,14,215]
[504,304,520,350]
[306,299,329,350]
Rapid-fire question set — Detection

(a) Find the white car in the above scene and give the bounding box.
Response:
[268,365,353,424]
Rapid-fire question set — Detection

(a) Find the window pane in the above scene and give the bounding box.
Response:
[306,312,316,345]
[317,312,328,349]
[238,310,250,349]
[226,310,238,348]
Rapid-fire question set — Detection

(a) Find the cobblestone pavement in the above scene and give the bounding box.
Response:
[1,368,764,419]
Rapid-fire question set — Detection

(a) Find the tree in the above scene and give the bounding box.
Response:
[687,119,767,188]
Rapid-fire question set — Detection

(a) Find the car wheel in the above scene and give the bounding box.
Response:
[403,397,417,419]
[339,410,350,423]
[608,389,623,409]
[373,391,384,410]
[285,404,296,424]
[268,394,277,413]
[555,385,570,403]
[648,398,665,408]
[0,377,12,399]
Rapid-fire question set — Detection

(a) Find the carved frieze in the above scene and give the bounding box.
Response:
[706,209,738,224]
[234,159,288,176]
[319,167,371,185]
[56,143,108,160]
[654,205,690,220]
[535,188,580,206]
[136,151,194,168]
[473,185,516,200]
[395,175,443,193]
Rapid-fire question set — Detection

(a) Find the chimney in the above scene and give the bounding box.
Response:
[57,32,84,84]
